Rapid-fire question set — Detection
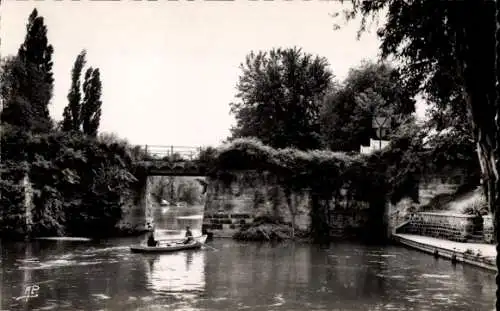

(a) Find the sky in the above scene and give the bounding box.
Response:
[1,1,427,148]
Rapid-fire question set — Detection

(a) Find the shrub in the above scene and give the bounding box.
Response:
[462,196,489,216]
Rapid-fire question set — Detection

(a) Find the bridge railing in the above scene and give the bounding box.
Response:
[138,145,203,161]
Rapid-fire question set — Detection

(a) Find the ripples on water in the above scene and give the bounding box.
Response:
[0,239,496,311]
[0,206,496,310]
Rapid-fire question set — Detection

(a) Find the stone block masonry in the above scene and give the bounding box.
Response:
[329,208,370,238]
[397,212,486,243]
[387,169,491,244]
[203,172,372,239]
[23,174,34,236]
[203,212,254,238]
[483,215,494,243]
[117,175,154,233]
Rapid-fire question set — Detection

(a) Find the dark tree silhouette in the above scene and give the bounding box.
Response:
[230,47,333,150]
[339,0,499,306]
[16,8,54,133]
[62,50,87,132]
[81,67,102,137]
[320,61,415,151]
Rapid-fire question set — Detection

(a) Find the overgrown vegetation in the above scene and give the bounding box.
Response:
[206,138,386,242]
[229,47,333,150]
[233,216,309,242]
[223,45,480,242]
[1,5,486,246]
[462,196,489,216]
[0,9,140,239]
[338,7,499,305]
[206,120,480,242]
[0,126,141,239]
[320,61,415,151]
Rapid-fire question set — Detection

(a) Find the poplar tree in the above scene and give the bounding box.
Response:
[62,50,87,132]
[81,68,102,137]
[16,8,54,133]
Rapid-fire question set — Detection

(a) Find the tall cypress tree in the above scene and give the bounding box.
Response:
[16,8,54,133]
[62,50,87,132]
[81,68,102,137]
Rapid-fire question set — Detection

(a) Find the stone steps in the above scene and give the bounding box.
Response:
[202,212,254,237]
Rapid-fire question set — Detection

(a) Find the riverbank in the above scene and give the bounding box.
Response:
[393,233,496,272]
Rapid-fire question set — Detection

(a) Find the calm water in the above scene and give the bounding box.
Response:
[0,206,496,311]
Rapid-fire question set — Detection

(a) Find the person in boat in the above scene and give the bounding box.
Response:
[147,231,158,247]
[183,226,194,244]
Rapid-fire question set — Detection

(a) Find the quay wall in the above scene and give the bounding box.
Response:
[396,212,483,243]
[202,172,371,238]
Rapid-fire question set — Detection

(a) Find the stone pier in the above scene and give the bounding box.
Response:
[23,174,34,237]
[117,175,153,233]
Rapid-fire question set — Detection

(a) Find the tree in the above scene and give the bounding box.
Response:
[81,67,102,137]
[0,57,34,130]
[16,8,54,133]
[150,177,171,205]
[338,0,500,306]
[320,61,415,151]
[150,177,203,206]
[230,47,333,150]
[62,50,87,132]
[177,179,202,205]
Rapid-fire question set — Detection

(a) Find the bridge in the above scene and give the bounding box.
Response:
[141,145,204,161]
[129,145,212,230]
[135,145,209,176]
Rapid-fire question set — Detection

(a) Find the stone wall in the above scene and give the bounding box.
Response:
[117,175,153,233]
[483,215,494,243]
[397,212,484,242]
[18,172,151,237]
[329,208,370,238]
[388,198,414,235]
[388,171,495,244]
[203,172,371,238]
[203,212,254,237]
[203,173,309,237]
[417,171,465,208]
[388,170,468,235]
[23,174,34,236]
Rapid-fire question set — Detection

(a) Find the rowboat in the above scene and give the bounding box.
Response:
[130,235,208,253]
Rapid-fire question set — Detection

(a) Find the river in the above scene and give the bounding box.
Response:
[0,205,496,311]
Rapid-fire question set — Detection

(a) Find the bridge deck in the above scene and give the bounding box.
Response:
[139,145,204,161]
[134,145,209,176]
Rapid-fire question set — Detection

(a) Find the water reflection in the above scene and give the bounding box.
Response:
[153,205,204,232]
[144,251,206,294]
[0,238,496,310]
[197,241,496,311]
[0,211,496,311]
[153,205,204,241]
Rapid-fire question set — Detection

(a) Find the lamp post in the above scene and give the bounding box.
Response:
[372,115,390,151]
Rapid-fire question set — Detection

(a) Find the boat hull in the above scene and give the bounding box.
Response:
[130,235,207,253]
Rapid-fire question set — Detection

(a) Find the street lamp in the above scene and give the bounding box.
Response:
[372,115,390,150]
